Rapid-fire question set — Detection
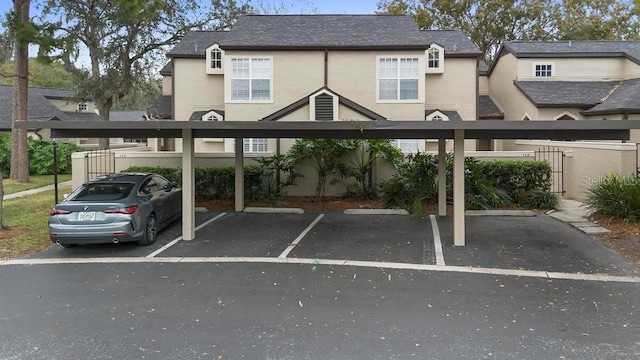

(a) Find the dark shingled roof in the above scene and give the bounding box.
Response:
[514,81,619,108]
[110,111,146,121]
[61,112,99,121]
[0,85,67,128]
[147,95,172,119]
[167,15,480,56]
[160,62,172,76]
[503,41,640,63]
[478,96,503,119]
[167,31,228,57]
[583,78,640,115]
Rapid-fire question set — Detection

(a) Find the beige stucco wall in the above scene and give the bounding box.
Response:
[516,57,627,81]
[537,108,584,120]
[479,75,489,95]
[173,58,225,121]
[624,59,640,78]
[162,75,172,96]
[488,54,539,121]
[510,140,637,200]
[426,58,477,120]
[48,99,97,113]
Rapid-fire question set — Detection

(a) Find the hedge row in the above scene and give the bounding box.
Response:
[122,165,263,200]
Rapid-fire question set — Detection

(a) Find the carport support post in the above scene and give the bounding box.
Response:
[182,129,195,241]
[438,139,446,216]
[235,138,244,212]
[453,129,465,247]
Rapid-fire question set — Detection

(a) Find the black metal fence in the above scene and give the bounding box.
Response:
[84,149,115,180]
[534,147,565,195]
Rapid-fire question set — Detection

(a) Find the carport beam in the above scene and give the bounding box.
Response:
[235,138,244,212]
[453,129,465,247]
[438,139,446,216]
[182,129,195,241]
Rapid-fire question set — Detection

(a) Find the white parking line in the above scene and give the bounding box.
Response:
[3,256,639,284]
[278,214,324,258]
[145,213,227,258]
[430,215,445,266]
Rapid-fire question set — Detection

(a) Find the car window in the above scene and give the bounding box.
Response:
[154,176,171,190]
[140,178,160,195]
[71,183,134,201]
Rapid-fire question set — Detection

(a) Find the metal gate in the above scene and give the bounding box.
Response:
[534,147,565,195]
[84,149,115,181]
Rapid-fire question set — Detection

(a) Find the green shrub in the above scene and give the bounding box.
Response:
[477,160,552,203]
[381,153,439,214]
[0,133,10,176]
[254,155,301,206]
[461,158,511,210]
[28,138,82,175]
[122,165,263,201]
[586,173,640,222]
[523,189,558,209]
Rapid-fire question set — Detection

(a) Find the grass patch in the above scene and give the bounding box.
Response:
[2,174,72,195]
[0,186,72,259]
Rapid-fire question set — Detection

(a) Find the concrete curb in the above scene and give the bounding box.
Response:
[465,210,537,217]
[244,207,304,214]
[343,209,409,215]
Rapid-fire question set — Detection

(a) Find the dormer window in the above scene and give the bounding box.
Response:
[201,110,223,122]
[78,103,88,111]
[426,44,444,74]
[426,111,449,121]
[205,43,224,74]
[210,48,222,69]
[534,62,554,77]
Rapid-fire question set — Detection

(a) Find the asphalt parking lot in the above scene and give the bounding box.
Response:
[2,211,640,359]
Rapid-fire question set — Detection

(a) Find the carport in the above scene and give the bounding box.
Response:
[16,119,637,246]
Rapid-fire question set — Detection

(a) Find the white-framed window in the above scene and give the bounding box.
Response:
[201,111,223,122]
[392,139,419,153]
[210,48,222,69]
[205,43,224,74]
[426,44,444,73]
[534,63,554,77]
[78,103,88,111]
[230,57,272,101]
[244,138,268,152]
[378,57,419,101]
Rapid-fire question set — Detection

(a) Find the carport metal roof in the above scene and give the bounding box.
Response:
[16,119,636,140]
[15,119,639,247]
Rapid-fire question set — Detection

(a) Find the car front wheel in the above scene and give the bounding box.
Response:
[138,213,157,246]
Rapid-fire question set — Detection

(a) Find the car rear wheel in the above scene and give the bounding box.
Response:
[138,213,157,246]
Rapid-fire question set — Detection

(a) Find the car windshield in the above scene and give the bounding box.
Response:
[70,182,135,201]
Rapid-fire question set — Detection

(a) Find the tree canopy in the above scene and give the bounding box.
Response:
[377,0,640,63]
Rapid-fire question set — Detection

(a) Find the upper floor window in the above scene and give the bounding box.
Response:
[230,57,272,101]
[210,48,222,69]
[534,63,553,77]
[427,48,440,68]
[426,44,444,74]
[378,57,419,101]
[205,43,224,74]
[426,111,449,122]
[78,103,88,111]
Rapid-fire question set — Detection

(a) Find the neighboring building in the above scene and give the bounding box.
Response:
[0,84,146,146]
[486,41,640,146]
[158,14,483,153]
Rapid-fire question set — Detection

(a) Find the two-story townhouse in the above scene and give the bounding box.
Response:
[487,41,640,147]
[0,84,146,147]
[159,14,482,155]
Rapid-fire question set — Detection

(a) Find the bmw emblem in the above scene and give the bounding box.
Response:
[83,206,89,211]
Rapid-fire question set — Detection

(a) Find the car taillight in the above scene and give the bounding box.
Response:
[50,209,71,216]
[104,205,138,215]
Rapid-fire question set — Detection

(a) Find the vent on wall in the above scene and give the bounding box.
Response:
[315,93,334,121]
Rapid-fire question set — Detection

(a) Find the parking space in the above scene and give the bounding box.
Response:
[29,211,640,277]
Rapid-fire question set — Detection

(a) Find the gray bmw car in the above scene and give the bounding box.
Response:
[49,173,182,247]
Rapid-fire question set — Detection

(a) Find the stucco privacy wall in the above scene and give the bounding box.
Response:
[512,140,637,200]
[71,148,536,197]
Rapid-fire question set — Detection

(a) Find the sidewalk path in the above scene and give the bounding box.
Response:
[548,198,611,234]
[3,180,73,201]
